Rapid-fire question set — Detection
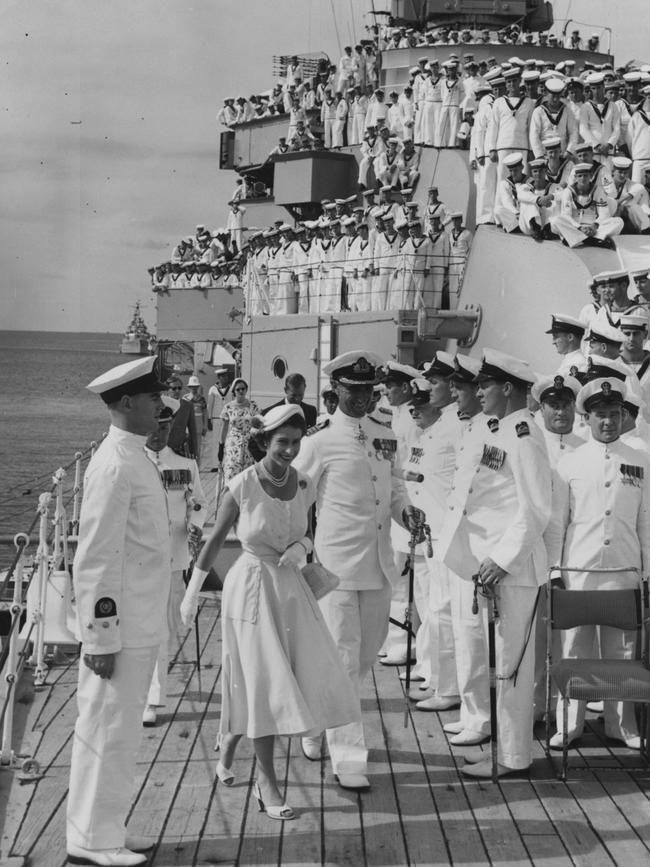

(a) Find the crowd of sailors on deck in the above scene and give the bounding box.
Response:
[149,191,473,315]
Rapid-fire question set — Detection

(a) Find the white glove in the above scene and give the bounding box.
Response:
[180,566,209,627]
[278,538,313,568]
[180,592,199,627]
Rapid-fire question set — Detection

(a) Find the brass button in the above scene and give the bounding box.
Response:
[604,539,610,546]
[605,481,611,487]
[605,510,611,516]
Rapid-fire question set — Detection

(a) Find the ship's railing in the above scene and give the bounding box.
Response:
[0,443,99,770]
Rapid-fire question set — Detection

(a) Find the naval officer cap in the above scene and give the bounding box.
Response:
[531,373,581,405]
[585,354,629,382]
[87,356,168,405]
[545,314,586,337]
[323,350,384,386]
[475,348,536,389]
[622,388,642,416]
[422,350,455,379]
[449,354,481,384]
[408,377,433,406]
[381,360,420,383]
[576,377,626,414]
[587,320,625,346]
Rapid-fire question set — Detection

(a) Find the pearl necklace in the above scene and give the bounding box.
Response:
[259,460,290,488]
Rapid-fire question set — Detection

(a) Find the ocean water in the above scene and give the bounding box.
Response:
[0,331,123,549]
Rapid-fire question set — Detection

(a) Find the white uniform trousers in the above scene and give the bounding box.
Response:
[632,158,650,184]
[371,271,391,311]
[320,583,392,775]
[494,150,527,210]
[476,161,497,224]
[147,570,188,707]
[296,273,310,314]
[425,559,458,697]
[411,554,432,683]
[447,264,465,309]
[493,203,520,233]
[550,214,624,248]
[67,645,158,849]
[450,574,490,734]
[554,624,638,742]
[268,272,298,315]
[476,584,538,769]
[332,119,346,148]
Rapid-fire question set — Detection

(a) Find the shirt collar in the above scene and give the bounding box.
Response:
[108,425,149,448]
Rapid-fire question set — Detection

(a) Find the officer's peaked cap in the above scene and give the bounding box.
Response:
[87,356,168,405]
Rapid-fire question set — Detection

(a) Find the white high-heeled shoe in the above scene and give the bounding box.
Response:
[252,781,295,820]
[216,760,234,786]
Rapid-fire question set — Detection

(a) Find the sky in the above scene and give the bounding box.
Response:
[0,0,647,333]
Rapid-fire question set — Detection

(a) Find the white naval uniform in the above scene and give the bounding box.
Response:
[603,177,650,233]
[436,78,462,147]
[529,103,578,159]
[486,95,535,195]
[405,405,460,695]
[428,228,450,309]
[579,100,621,170]
[551,187,623,248]
[473,94,497,225]
[437,409,552,769]
[448,227,472,307]
[67,426,172,851]
[344,235,374,312]
[145,447,207,707]
[545,438,650,742]
[293,240,313,313]
[206,383,232,467]
[293,410,410,776]
[372,231,399,311]
[628,106,650,182]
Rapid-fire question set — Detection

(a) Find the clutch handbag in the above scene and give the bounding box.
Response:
[301,559,340,600]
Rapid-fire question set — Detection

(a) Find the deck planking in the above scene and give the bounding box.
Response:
[2,465,650,864]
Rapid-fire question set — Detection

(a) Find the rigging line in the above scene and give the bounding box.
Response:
[330,0,343,59]
[348,0,356,45]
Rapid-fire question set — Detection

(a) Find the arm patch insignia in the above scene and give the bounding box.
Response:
[95,597,117,618]
[515,421,530,438]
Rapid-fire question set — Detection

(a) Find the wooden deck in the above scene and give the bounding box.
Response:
[2,467,650,865]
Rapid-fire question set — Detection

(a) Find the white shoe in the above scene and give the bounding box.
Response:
[549,730,580,750]
[408,686,434,701]
[124,836,154,853]
[301,736,323,761]
[67,844,146,866]
[335,773,370,790]
[216,760,235,786]
[142,705,157,727]
[415,695,461,712]
[449,729,490,747]
[398,671,425,682]
[607,733,642,750]
[379,650,415,666]
[443,720,464,735]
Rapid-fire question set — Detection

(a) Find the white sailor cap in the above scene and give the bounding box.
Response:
[323,201,337,211]
[573,162,593,173]
[323,350,384,385]
[401,187,414,196]
[361,188,376,198]
[448,210,464,219]
[531,373,581,405]
[380,185,393,193]
[503,152,524,168]
[344,194,358,204]
[642,85,650,96]
[623,71,642,83]
[508,56,524,66]
[545,313,586,336]
[474,83,493,95]
[87,356,168,404]
[418,56,429,64]
[484,68,502,81]
[585,72,605,85]
[405,200,419,209]
[593,268,629,284]
[341,216,356,227]
[422,350,456,378]
[409,66,420,75]
[394,217,409,230]
[529,158,547,169]
[522,70,540,82]
[279,223,293,232]
[542,135,562,149]
[612,155,633,170]
[503,67,522,80]
[475,348,536,387]
[619,311,648,330]
[545,77,566,93]
[576,377,626,414]
[382,360,420,382]
[303,220,318,230]
[630,267,650,280]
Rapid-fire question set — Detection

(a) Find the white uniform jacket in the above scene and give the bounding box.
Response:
[293,410,410,591]
[486,96,535,151]
[73,426,171,653]
[144,446,207,570]
[545,438,650,589]
[438,409,551,585]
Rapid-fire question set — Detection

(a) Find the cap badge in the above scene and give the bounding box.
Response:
[352,357,372,376]
[601,381,612,395]
[569,366,579,378]
[553,375,564,390]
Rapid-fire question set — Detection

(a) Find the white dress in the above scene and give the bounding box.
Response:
[220,466,360,739]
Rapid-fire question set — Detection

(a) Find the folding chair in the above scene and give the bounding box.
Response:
[545,565,650,780]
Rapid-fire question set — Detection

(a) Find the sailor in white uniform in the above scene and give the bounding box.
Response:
[143,406,208,726]
[437,349,552,779]
[545,314,587,379]
[551,163,623,249]
[545,377,650,750]
[206,367,233,470]
[628,85,650,183]
[67,356,171,867]
[293,351,424,791]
